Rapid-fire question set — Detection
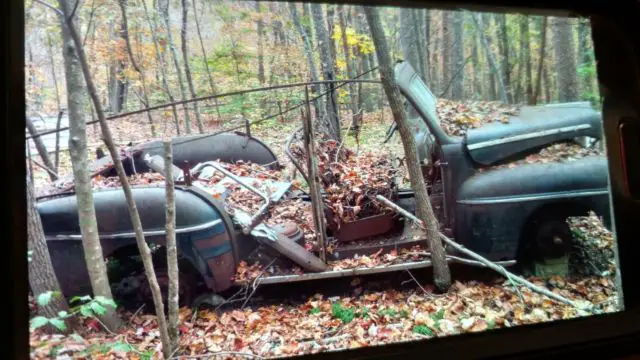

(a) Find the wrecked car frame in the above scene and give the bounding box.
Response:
[35,64,612,307]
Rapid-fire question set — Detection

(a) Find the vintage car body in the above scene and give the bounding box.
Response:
[394,61,611,262]
[37,62,613,307]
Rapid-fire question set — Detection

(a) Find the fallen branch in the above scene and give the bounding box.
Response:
[30,158,60,179]
[375,195,591,312]
[405,269,433,298]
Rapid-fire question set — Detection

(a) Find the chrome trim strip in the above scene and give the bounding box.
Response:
[48,219,223,240]
[457,189,609,205]
[466,124,592,150]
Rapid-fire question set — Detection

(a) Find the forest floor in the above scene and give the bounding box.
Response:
[29,101,619,359]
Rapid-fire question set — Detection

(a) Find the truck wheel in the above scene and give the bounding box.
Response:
[531,218,573,262]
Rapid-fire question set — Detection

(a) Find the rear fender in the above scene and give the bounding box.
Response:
[455,157,610,261]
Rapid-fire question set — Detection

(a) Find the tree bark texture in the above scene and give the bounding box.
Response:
[159,0,192,134]
[339,5,360,130]
[451,11,465,100]
[441,11,452,98]
[164,141,180,353]
[551,17,579,101]
[58,0,121,331]
[497,14,512,102]
[520,15,533,104]
[399,8,420,74]
[312,3,341,141]
[118,0,156,137]
[256,1,266,85]
[58,0,171,355]
[534,17,548,104]
[364,6,451,292]
[142,0,180,135]
[577,18,596,99]
[193,0,221,118]
[290,2,324,120]
[181,0,204,133]
[473,13,508,103]
[27,175,74,333]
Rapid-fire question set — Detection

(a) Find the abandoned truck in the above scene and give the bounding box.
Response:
[35,61,611,308]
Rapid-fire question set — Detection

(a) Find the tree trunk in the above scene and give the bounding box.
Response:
[59,0,170,355]
[46,32,63,172]
[441,11,452,98]
[543,63,552,102]
[290,3,323,121]
[423,9,431,86]
[399,8,420,74]
[451,11,464,100]
[497,14,512,103]
[326,5,338,74]
[118,0,156,137]
[58,0,121,331]
[141,0,180,135]
[577,18,596,100]
[470,12,482,99]
[27,175,75,333]
[339,5,360,131]
[520,15,533,105]
[158,0,192,134]
[192,0,221,118]
[302,2,313,40]
[180,0,204,133]
[164,141,179,352]
[472,13,508,103]
[256,1,265,85]
[533,17,548,104]
[551,17,579,101]
[312,3,341,141]
[364,6,451,292]
[25,118,58,182]
[430,11,441,93]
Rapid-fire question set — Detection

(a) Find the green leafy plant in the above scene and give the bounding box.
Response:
[309,307,321,315]
[412,325,434,336]
[378,308,398,317]
[355,307,369,319]
[30,293,118,332]
[331,302,356,324]
[431,308,445,321]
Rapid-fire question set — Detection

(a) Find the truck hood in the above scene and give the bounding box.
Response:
[464,103,603,166]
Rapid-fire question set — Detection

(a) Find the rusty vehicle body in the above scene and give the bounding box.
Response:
[36,62,611,308]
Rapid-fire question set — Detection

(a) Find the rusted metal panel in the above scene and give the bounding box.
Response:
[327,212,398,243]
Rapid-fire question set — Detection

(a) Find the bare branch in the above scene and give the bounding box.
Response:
[30,158,60,179]
[68,0,81,22]
[34,0,63,16]
[376,195,593,312]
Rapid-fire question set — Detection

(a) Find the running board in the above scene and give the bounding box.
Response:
[235,258,516,286]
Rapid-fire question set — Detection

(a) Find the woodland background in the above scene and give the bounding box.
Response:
[24,0,599,137]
